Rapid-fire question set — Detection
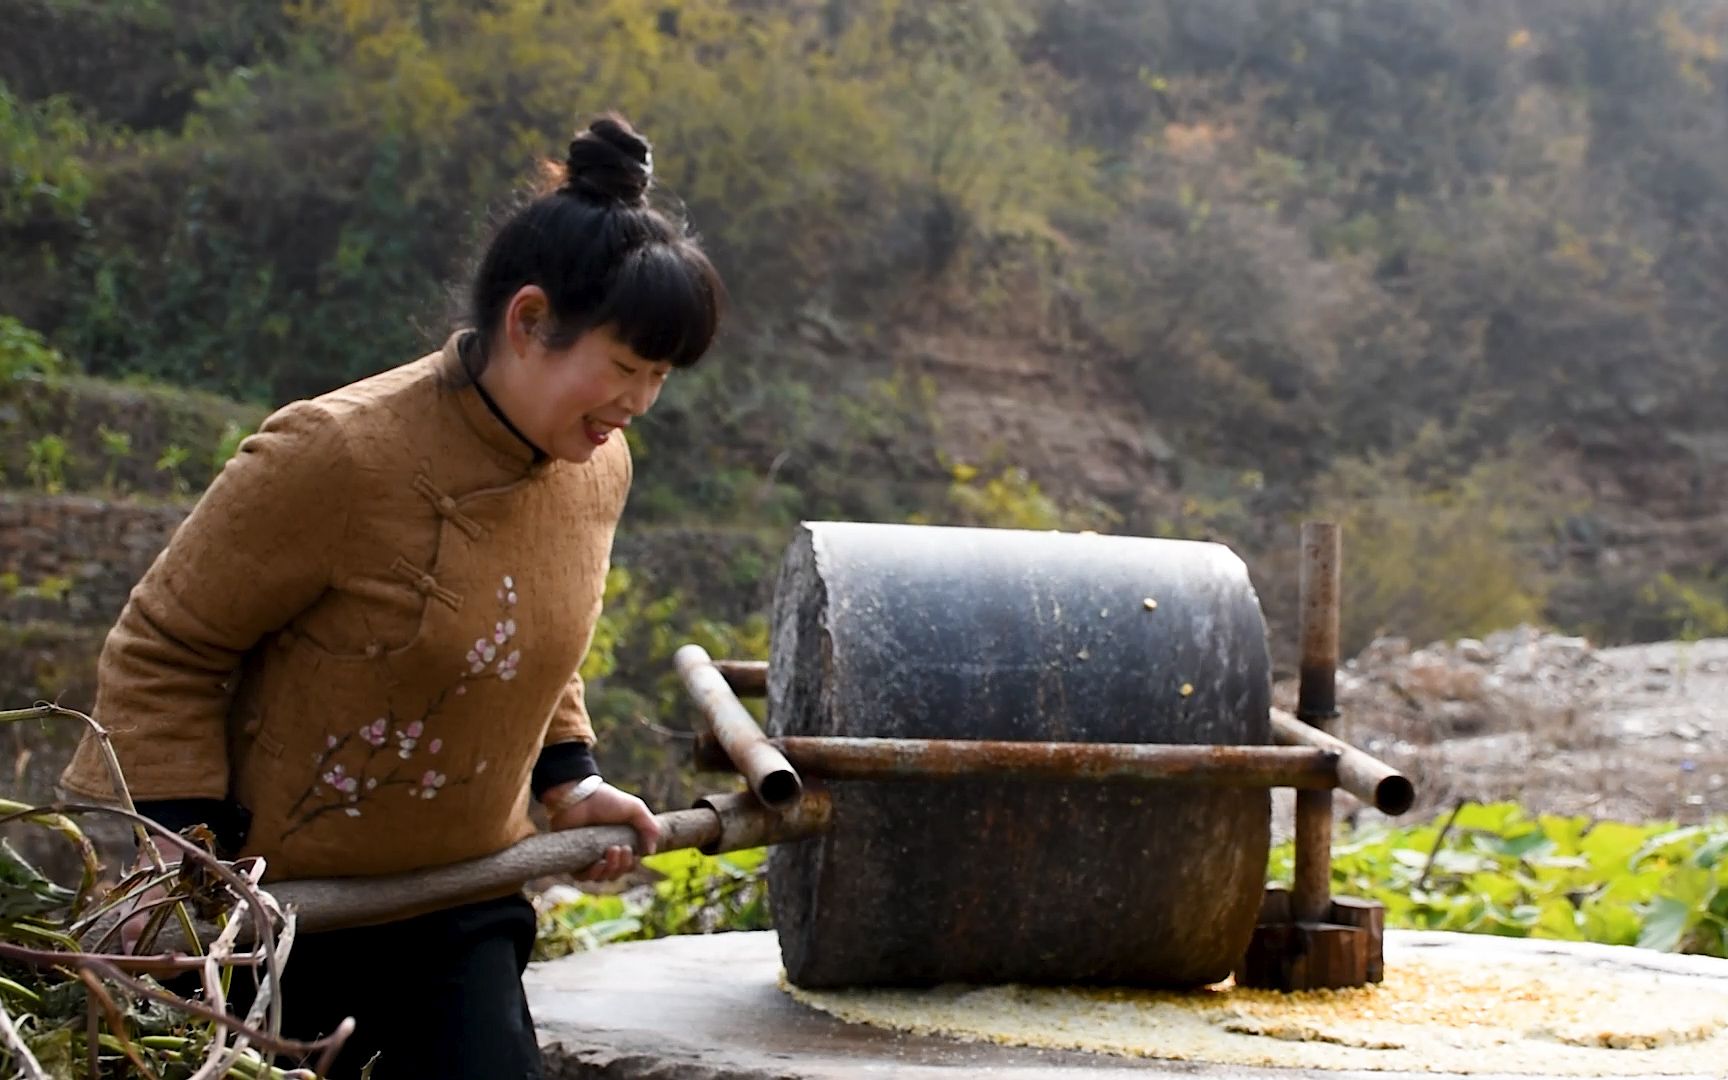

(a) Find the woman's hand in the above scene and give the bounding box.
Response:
[542,781,663,883]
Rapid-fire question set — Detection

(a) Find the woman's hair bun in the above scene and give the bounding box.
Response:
[561,114,653,208]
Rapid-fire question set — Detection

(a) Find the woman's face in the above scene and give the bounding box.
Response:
[498,289,672,464]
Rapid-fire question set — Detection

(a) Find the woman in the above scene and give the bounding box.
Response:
[59,114,723,1078]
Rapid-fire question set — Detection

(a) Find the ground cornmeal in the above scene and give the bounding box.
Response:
[784,937,1728,1075]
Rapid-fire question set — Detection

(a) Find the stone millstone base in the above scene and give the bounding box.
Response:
[527,931,1728,1079]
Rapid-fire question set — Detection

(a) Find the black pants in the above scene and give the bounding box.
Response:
[245,894,544,1079]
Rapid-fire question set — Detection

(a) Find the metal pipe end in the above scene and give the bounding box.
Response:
[673,643,712,674]
[759,768,804,810]
[693,786,832,855]
[1375,775,1416,817]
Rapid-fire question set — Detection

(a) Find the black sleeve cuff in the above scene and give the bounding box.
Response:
[133,798,251,858]
[531,742,600,799]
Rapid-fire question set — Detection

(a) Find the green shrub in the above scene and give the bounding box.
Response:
[24,435,68,494]
[937,463,1118,532]
[0,87,93,225]
[96,423,131,493]
[1635,573,1728,643]
[0,316,65,382]
[1312,435,1552,656]
[534,847,769,961]
[1270,802,1728,957]
[154,442,190,494]
[212,419,251,471]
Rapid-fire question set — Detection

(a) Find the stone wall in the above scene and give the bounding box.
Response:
[0,493,186,626]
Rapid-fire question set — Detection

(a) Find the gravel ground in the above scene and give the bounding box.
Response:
[1273,632,1728,835]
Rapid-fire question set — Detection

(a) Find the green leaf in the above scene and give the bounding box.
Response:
[1452,802,1525,834]
[1691,832,1728,869]
[1630,826,1709,870]
[1580,898,1642,946]
[1536,813,1593,854]
[1638,896,1693,952]
[1537,898,1583,940]
[0,839,75,920]
[1494,829,1551,860]
[1579,821,1655,869]
[1659,864,1718,910]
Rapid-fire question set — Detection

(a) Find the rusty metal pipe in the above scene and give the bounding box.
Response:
[693,787,834,855]
[714,659,767,697]
[1292,788,1334,923]
[1292,521,1342,924]
[1298,522,1342,726]
[675,644,803,810]
[702,734,1339,789]
[1272,707,1415,816]
[706,656,1413,810]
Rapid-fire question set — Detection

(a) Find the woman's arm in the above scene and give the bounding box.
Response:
[60,401,352,803]
[534,672,661,879]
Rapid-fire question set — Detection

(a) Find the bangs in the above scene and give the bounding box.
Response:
[589,243,724,369]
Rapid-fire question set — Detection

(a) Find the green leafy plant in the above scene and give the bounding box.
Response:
[212,419,252,471]
[154,443,191,495]
[1636,573,1728,643]
[1269,802,1728,957]
[534,847,769,962]
[575,563,773,809]
[0,317,65,383]
[0,701,345,1076]
[16,575,73,605]
[96,424,132,494]
[24,435,67,494]
[938,463,1118,532]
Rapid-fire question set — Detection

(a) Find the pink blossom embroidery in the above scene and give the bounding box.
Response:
[411,770,447,800]
[284,570,525,838]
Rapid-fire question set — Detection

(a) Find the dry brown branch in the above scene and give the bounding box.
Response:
[78,968,159,1080]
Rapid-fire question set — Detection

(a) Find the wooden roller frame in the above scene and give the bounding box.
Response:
[682,520,1395,993]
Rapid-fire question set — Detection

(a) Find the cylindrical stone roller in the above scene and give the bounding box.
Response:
[767,522,1273,989]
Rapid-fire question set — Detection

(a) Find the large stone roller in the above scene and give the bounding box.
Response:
[767,522,1273,989]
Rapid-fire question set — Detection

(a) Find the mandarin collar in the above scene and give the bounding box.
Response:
[436,331,547,475]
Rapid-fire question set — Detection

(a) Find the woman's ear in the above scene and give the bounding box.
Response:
[504,285,551,360]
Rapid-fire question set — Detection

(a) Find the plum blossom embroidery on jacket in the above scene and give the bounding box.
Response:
[280,574,523,838]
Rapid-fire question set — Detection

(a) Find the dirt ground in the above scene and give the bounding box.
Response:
[1273,631,1728,835]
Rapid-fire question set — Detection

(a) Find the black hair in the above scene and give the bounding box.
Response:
[467,113,724,373]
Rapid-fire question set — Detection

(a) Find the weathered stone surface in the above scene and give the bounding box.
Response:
[530,931,1728,1079]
